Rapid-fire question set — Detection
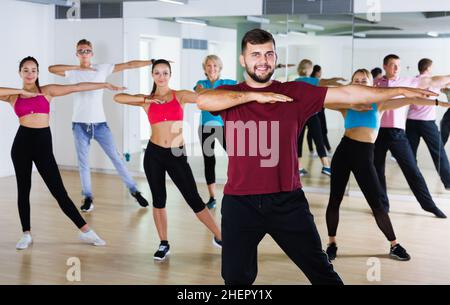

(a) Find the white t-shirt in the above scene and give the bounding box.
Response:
[65,63,115,123]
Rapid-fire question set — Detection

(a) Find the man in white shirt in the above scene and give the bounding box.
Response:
[49,39,154,212]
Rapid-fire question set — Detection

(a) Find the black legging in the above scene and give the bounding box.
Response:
[143,140,205,213]
[298,114,327,158]
[198,125,226,185]
[11,126,87,232]
[326,136,396,241]
[307,109,331,152]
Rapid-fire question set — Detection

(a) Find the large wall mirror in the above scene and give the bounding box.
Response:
[351,12,450,200]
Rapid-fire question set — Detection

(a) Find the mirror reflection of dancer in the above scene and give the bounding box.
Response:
[326,69,450,261]
[194,55,237,209]
[0,57,123,249]
[405,58,450,190]
[374,54,449,217]
[198,29,434,285]
[114,60,222,261]
[296,59,346,177]
[49,39,152,212]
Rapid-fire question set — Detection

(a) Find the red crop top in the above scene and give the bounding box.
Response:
[147,91,183,124]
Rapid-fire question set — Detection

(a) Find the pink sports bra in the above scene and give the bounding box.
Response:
[14,95,50,118]
[148,91,183,125]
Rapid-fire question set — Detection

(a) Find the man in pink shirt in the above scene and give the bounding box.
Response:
[406,58,450,190]
[374,54,449,218]
[198,30,435,285]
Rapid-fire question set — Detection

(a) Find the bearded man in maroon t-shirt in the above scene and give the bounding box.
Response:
[197,29,435,285]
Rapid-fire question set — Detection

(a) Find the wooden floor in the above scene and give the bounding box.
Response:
[0,170,449,285]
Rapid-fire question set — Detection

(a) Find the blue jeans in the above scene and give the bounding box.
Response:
[406,119,450,188]
[72,122,138,198]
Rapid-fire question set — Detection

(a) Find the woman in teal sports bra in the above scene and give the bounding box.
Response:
[325,68,450,261]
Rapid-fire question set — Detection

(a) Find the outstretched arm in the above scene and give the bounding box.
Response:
[324,85,437,110]
[378,97,450,112]
[114,93,148,106]
[318,77,346,87]
[177,90,199,104]
[418,75,450,89]
[113,93,166,107]
[197,89,293,111]
[48,65,95,77]
[113,60,154,73]
[41,82,125,99]
[0,87,42,102]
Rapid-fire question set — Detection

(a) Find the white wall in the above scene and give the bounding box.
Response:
[52,19,124,170]
[123,18,236,153]
[275,34,354,130]
[0,0,54,177]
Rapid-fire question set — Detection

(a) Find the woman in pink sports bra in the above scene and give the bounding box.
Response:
[114,59,222,261]
[0,56,124,250]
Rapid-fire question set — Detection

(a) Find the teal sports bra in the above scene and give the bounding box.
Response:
[344,103,380,130]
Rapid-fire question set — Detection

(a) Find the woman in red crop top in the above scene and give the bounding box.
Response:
[114,59,222,261]
[0,56,124,250]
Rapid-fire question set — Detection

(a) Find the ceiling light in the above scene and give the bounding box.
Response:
[246,16,270,24]
[158,0,187,5]
[174,17,207,26]
[288,31,307,36]
[302,23,325,31]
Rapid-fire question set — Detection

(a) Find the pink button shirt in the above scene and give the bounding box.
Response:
[375,76,419,130]
[407,75,438,121]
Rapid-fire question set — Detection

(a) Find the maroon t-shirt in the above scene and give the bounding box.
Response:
[214,80,327,195]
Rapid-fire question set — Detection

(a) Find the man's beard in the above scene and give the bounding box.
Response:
[246,65,274,83]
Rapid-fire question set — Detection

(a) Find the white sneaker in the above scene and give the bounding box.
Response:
[79,230,106,246]
[16,233,33,250]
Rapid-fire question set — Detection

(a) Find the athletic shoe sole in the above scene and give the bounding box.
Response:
[389,253,411,261]
[153,251,170,261]
[81,204,94,213]
[16,240,33,250]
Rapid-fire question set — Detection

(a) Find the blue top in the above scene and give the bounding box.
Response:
[195,79,237,126]
[295,76,320,86]
[344,103,380,130]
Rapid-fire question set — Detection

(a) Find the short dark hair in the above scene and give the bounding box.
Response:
[383,54,400,66]
[418,58,433,74]
[241,28,276,54]
[77,39,92,48]
[371,67,382,79]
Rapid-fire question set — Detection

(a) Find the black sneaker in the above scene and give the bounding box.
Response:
[80,197,94,213]
[131,191,149,207]
[326,243,338,261]
[389,244,411,261]
[212,237,222,248]
[153,242,170,261]
[424,207,447,218]
[206,197,216,209]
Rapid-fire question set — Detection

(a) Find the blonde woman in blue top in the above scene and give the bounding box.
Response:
[325,69,450,261]
[295,59,346,177]
[194,55,236,209]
